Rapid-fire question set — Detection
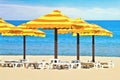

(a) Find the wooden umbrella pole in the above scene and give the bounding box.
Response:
[54,28,58,59]
[77,33,80,60]
[92,35,95,62]
[23,36,26,60]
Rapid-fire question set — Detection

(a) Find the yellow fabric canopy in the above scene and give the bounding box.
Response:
[18,24,45,37]
[26,10,72,29]
[72,18,91,28]
[72,24,112,37]
[0,18,15,28]
[2,24,45,37]
[58,18,92,33]
[58,18,112,37]
[58,18,92,34]
[0,18,15,33]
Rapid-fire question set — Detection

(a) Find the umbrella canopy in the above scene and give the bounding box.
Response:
[2,27,45,37]
[58,18,93,34]
[60,24,112,36]
[26,10,72,59]
[18,24,45,37]
[0,18,15,33]
[72,24,112,36]
[26,10,72,29]
[0,18,15,28]
[2,24,45,60]
[72,18,92,30]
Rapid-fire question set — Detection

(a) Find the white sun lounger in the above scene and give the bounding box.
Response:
[70,60,81,69]
[100,61,114,68]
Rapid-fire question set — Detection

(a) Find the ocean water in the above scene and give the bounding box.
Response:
[0,20,120,57]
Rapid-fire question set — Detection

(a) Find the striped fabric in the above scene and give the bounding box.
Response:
[2,24,45,37]
[58,18,92,34]
[26,10,72,29]
[58,18,112,37]
[0,18,16,33]
[73,24,112,37]
[0,18,15,28]
[72,18,92,28]
[18,24,45,37]
[77,24,113,37]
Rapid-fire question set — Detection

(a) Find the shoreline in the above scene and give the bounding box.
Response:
[0,55,119,57]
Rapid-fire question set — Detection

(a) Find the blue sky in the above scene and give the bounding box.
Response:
[0,0,120,20]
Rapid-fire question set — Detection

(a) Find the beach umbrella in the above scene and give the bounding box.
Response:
[58,18,112,62]
[72,24,112,62]
[25,10,72,59]
[58,18,92,60]
[2,24,45,60]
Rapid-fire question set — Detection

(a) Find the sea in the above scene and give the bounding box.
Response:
[0,20,120,57]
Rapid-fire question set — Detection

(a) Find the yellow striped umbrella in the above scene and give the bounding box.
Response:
[58,23,112,62]
[26,10,72,59]
[73,24,112,62]
[2,25,45,60]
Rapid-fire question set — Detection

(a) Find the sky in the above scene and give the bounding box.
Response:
[0,0,120,20]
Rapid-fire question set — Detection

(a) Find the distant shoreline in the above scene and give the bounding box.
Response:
[0,55,119,58]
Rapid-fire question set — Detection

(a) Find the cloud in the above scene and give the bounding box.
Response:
[0,4,120,20]
[0,4,52,20]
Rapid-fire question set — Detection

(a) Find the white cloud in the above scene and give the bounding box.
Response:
[0,4,120,20]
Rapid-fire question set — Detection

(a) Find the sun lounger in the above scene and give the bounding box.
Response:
[49,59,61,69]
[81,62,94,68]
[93,62,102,68]
[1,60,24,68]
[26,62,39,69]
[39,60,48,69]
[81,61,102,69]
[49,59,70,69]
[100,61,114,68]
[92,61,114,69]
[51,61,70,69]
[70,60,81,69]
[23,60,47,69]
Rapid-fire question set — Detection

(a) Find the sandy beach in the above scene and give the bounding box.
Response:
[0,55,120,80]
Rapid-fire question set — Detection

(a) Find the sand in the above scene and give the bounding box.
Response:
[0,55,120,80]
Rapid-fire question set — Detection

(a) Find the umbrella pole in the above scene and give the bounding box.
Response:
[77,33,80,60]
[23,36,26,60]
[92,35,95,62]
[54,28,58,59]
